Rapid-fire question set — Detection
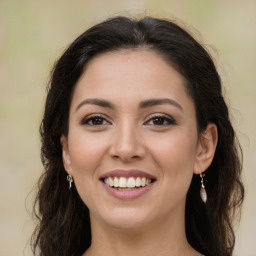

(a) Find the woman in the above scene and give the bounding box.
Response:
[32,16,244,256]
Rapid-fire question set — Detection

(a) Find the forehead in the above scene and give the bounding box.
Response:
[71,50,193,110]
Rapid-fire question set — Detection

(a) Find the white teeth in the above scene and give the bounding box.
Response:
[119,177,127,188]
[109,177,114,187]
[135,177,141,187]
[105,178,110,186]
[104,176,152,188]
[141,177,146,187]
[114,177,119,187]
[127,177,135,188]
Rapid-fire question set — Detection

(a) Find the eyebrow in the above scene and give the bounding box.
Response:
[139,98,183,112]
[75,98,183,112]
[75,98,114,112]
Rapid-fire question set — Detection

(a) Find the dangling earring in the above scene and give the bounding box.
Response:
[67,174,73,189]
[200,172,207,203]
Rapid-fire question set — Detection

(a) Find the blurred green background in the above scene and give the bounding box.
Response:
[0,0,255,255]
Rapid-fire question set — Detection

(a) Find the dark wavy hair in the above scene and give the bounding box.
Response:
[31,16,244,256]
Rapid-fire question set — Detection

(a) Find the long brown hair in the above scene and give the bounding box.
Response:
[31,16,244,256]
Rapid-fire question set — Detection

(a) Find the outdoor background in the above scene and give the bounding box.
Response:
[0,0,255,255]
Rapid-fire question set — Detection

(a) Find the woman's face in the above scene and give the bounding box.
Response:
[61,50,203,230]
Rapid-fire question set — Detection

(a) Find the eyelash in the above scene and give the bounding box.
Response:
[144,114,176,126]
[80,114,111,126]
[80,113,176,127]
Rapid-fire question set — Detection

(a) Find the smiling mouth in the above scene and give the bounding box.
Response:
[103,177,154,190]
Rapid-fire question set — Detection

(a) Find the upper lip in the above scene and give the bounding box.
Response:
[99,169,157,180]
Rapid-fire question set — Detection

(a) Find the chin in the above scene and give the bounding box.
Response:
[92,207,154,230]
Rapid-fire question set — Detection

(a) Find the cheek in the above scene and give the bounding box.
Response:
[153,133,198,207]
[68,132,107,178]
[67,133,107,207]
[149,131,197,183]
[154,132,196,162]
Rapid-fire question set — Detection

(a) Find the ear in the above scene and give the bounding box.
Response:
[193,123,218,174]
[60,135,73,175]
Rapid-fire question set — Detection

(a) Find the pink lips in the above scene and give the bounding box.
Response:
[100,169,156,180]
[100,169,156,200]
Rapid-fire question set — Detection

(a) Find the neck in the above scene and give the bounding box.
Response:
[83,210,201,256]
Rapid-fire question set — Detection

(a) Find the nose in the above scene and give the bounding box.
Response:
[109,122,146,162]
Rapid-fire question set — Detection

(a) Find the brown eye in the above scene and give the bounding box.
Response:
[90,117,104,125]
[152,117,165,125]
[80,115,111,126]
[145,115,176,126]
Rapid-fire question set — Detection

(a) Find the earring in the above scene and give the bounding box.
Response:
[200,172,207,203]
[67,174,73,189]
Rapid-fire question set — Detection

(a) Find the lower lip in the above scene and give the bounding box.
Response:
[102,182,154,200]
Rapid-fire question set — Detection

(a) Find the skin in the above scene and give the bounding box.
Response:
[61,50,218,256]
